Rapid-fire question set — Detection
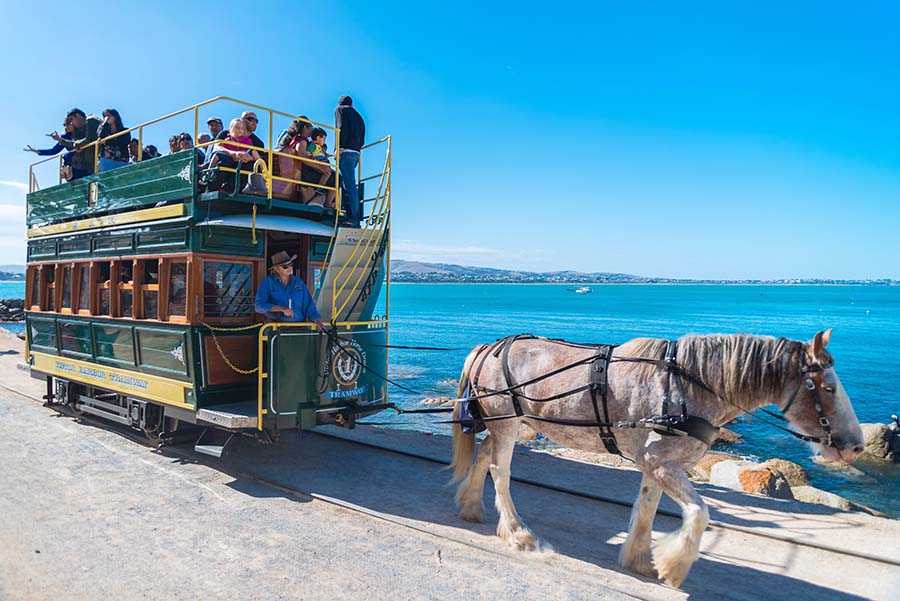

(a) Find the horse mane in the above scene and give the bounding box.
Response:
[626,334,807,410]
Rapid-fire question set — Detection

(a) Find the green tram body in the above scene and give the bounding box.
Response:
[24,127,391,448]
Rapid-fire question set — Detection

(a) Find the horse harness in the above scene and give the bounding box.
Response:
[467,335,719,456]
[761,342,838,448]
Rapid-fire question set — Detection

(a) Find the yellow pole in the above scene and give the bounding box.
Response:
[194,107,199,149]
[138,127,143,161]
[268,109,273,200]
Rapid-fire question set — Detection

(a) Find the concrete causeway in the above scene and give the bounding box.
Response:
[1,329,898,600]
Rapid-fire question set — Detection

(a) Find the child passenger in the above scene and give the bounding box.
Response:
[208,118,261,169]
[307,127,333,193]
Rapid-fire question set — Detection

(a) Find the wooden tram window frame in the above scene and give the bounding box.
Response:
[96,261,113,317]
[134,258,161,320]
[159,255,190,324]
[115,259,135,318]
[42,263,57,312]
[76,262,96,316]
[194,254,262,325]
[59,263,75,315]
[26,265,41,311]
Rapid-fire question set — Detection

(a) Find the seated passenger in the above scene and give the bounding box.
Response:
[142,145,160,160]
[207,115,266,193]
[177,132,207,166]
[96,109,131,171]
[197,133,213,166]
[254,251,324,331]
[208,118,261,171]
[128,138,140,163]
[276,119,305,151]
[297,127,336,208]
[61,108,103,179]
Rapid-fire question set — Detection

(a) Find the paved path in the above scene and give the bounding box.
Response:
[1,329,898,600]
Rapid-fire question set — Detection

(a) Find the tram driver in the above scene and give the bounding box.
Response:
[255,250,326,332]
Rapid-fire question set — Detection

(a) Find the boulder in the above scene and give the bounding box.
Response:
[709,460,794,500]
[860,423,900,463]
[761,458,809,487]
[421,396,452,406]
[714,427,744,445]
[688,452,739,481]
[791,485,851,511]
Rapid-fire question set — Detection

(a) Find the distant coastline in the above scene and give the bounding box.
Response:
[390,260,896,286]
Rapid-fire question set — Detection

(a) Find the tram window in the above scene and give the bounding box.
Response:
[203,261,252,318]
[97,263,111,316]
[117,261,134,318]
[167,261,187,318]
[44,266,56,312]
[138,259,160,319]
[60,266,73,311]
[77,265,91,313]
[28,267,40,309]
[310,262,324,292]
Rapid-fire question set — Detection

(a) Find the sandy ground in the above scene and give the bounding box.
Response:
[1,328,899,600]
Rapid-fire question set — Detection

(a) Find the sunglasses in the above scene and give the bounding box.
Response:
[244,116,258,122]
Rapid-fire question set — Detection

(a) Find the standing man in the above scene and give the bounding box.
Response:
[254,250,325,331]
[335,96,365,227]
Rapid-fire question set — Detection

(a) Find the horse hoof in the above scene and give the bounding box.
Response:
[652,534,692,588]
[458,506,484,523]
[499,526,539,551]
[620,550,658,579]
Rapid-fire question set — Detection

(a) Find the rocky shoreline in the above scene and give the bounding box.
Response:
[0,298,24,322]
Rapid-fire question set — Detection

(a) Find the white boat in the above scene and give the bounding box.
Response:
[575,286,592,294]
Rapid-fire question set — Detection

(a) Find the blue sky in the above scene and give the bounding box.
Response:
[3,0,898,279]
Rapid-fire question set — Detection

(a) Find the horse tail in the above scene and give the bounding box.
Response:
[450,345,482,483]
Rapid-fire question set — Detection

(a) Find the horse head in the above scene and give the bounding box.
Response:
[780,329,864,464]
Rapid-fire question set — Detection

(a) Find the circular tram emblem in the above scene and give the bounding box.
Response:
[330,340,366,387]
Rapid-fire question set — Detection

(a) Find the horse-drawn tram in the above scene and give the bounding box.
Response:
[23,97,391,456]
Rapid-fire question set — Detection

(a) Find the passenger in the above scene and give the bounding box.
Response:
[168,135,180,155]
[24,116,76,178]
[97,109,131,171]
[254,250,325,331]
[335,95,366,226]
[63,108,103,179]
[305,127,336,207]
[143,145,160,160]
[292,122,335,207]
[206,116,224,140]
[276,119,305,150]
[177,132,207,166]
[128,138,140,163]
[207,117,262,193]
[196,133,213,167]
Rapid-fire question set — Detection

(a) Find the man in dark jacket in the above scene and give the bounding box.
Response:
[335,96,365,227]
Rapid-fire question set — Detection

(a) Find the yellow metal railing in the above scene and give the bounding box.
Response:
[27,96,345,220]
[327,135,392,321]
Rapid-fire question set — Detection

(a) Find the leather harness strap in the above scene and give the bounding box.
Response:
[588,345,620,455]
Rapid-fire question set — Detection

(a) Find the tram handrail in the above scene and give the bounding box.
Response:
[330,136,391,319]
[27,96,343,208]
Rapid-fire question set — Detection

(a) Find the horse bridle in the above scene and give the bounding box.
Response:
[770,344,837,448]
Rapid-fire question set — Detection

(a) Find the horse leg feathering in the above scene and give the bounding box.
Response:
[649,462,709,588]
[489,421,538,551]
[619,474,662,579]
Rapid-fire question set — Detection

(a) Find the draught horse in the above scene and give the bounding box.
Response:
[450,330,864,588]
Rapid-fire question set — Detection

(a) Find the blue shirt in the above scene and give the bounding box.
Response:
[254,273,321,322]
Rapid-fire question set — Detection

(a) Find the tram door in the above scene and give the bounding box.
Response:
[266,232,311,289]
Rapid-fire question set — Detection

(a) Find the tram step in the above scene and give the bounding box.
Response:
[196,401,257,429]
[194,427,237,458]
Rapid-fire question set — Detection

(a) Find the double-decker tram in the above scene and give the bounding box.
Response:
[24,97,391,456]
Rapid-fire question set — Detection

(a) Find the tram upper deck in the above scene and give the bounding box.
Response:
[23,97,392,442]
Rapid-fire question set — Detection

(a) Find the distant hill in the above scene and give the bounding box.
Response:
[390,260,646,283]
[388,261,895,285]
[0,265,24,275]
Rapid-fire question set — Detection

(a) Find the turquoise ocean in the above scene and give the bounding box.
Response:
[3,281,898,517]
